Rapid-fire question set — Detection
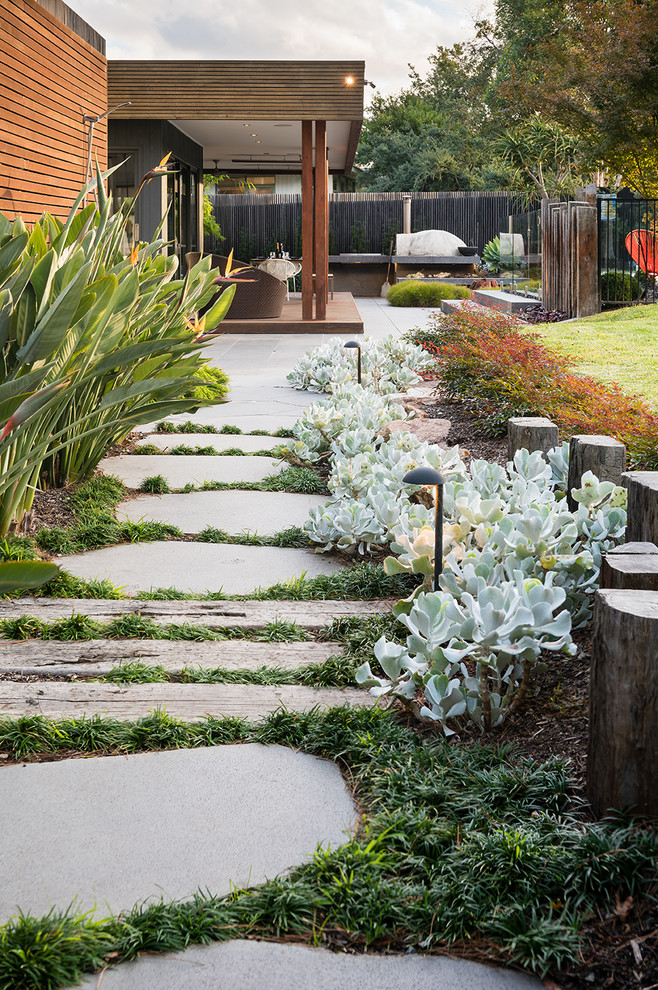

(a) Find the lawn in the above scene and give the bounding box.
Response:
[527,303,658,409]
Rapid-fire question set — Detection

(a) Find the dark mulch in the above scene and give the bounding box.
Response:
[419,391,509,465]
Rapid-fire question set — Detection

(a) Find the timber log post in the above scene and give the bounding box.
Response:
[622,472,658,544]
[600,542,658,591]
[567,435,626,510]
[588,590,658,818]
[507,417,559,462]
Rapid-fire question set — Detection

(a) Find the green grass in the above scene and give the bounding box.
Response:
[197,525,309,549]
[0,613,312,645]
[0,706,655,989]
[182,466,328,496]
[529,303,658,409]
[138,475,171,494]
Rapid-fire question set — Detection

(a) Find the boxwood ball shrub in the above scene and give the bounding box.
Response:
[386,280,471,307]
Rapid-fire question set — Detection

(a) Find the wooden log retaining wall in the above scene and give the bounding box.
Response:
[0,0,107,223]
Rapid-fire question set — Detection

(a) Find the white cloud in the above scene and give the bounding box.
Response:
[70,0,491,96]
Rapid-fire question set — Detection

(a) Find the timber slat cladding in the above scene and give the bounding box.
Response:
[0,597,393,629]
[0,681,374,721]
[0,639,341,676]
[0,0,107,223]
[108,60,364,120]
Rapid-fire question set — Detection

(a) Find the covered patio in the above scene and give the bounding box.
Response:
[107,60,365,331]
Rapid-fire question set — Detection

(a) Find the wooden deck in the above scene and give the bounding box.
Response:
[218,292,364,334]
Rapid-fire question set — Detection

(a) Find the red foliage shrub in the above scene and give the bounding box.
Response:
[409,304,658,468]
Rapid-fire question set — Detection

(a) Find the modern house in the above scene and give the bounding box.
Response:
[1,0,365,325]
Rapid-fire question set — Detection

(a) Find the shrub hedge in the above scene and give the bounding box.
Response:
[407,304,658,467]
[387,280,471,307]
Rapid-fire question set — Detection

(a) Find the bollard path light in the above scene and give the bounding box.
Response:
[402,466,445,591]
[343,340,362,383]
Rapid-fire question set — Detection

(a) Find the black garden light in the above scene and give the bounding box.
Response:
[402,466,445,591]
[343,340,362,383]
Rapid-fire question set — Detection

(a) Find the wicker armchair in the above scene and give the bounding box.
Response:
[186,253,286,320]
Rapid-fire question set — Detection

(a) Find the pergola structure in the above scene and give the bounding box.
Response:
[107,60,365,322]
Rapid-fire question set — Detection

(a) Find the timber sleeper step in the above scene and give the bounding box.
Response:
[0,598,394,630]
[0,639,341,678]
[0,681,374,722]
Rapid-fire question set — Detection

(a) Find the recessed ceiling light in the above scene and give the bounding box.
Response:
[345,75,354,85]
[251,133,257,137]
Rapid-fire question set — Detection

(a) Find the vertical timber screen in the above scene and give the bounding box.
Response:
[209,191,533,259]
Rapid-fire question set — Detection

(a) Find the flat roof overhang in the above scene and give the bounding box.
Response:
[108,59,364,173]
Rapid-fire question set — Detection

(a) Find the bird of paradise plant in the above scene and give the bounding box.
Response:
[0,160,235,535]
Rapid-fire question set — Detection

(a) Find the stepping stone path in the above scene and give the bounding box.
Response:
[116,490,328,535]
[99,453,284,488]
[0,332,531,989]
[57,541,343,595]
[0,745,358,923]
[135,433,289,452]
[72,939,543,990]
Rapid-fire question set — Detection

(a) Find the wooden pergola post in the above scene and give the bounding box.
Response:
[301,120,314,320]
[314,120,328,319]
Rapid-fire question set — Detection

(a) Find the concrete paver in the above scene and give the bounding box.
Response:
[57,541,343,595]
[99,454,284,489]
[116,490,327,535]
[73,938,543,989]
[0,745,357,923]
[135,433,289,453]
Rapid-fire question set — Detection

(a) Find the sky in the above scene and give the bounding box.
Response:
[70,0,493,99]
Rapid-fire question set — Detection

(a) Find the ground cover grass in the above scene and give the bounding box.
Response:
[529,304,658,409]
[0,706,655,990]
[155,421,295,438]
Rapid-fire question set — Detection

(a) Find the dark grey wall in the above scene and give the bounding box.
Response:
[108,120,202,244]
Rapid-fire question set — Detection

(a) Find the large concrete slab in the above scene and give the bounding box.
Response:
[98,454,283,489]
[73,939,543,989]
[57,542,343,595]
[135,433,290,453]
[0,745,358,923]
[115,491,326,535]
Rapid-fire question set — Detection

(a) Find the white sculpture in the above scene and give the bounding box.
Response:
[396,230,467,257]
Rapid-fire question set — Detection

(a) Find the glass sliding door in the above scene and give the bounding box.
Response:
[167,160,200,272]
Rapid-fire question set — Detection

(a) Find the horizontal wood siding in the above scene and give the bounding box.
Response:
[108,61,364,121]
[0,0,107,223]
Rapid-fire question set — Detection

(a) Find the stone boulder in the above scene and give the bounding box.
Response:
[380,418,451,445]
[396,230,466,257]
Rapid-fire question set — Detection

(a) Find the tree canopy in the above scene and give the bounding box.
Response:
[356,0,658,196]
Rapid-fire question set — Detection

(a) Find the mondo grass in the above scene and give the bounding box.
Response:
[197,525,309,549]
[0,614,311,644]
[154,423,295,438]
[101,655,357,687]
[181,466,327,496]
[0,707,655,988]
